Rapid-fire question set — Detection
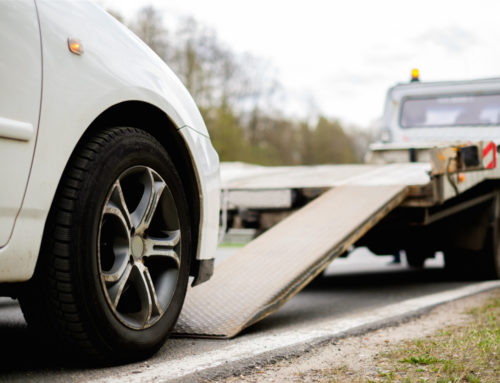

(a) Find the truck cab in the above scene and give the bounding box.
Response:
[381,77,500,144]
[380,78,500,143]
[368,76,500,164]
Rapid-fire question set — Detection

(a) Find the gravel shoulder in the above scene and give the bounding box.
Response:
[215,289,500,383]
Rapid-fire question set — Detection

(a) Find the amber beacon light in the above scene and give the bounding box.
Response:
[410,68,419,82]
[68,37,84,55]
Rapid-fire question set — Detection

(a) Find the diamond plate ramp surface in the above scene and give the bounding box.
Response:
[174,185,408,338]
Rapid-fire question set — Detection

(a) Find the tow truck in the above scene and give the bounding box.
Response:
[173,71,500,339]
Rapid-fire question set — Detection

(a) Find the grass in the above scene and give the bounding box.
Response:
[400,356,441,365]
[315,291,500,383]
[217,243,247,248]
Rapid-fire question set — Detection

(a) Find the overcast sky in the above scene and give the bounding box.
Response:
[98,0,500,127]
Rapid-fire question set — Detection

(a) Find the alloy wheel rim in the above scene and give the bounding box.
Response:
[98,166,181,330]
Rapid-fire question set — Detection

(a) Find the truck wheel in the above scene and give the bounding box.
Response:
[443,249,470,278]
[445,224,500,280]
[405,249,433,268]
[19,128,191,363]
[475,225,500,279]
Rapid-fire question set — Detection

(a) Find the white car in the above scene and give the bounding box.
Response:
[0,0,220,363]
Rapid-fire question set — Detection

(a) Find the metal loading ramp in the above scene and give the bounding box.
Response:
[173,184,409,338]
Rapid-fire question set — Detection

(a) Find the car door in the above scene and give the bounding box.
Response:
[0,0,42,247]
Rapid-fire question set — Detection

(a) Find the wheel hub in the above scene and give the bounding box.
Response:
[131,235,144,259]
[98,166,181,330]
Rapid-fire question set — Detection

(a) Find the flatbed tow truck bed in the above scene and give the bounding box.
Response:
[174,142,500,338]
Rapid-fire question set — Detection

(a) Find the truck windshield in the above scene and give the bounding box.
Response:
[400,94,500,128]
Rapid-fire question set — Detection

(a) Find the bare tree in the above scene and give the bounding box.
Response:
[130,6,169,62]
[127,7,360,166]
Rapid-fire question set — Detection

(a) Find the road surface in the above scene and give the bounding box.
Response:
[0,247,490,382]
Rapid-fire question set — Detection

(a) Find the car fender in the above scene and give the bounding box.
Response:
[0,0,219,282]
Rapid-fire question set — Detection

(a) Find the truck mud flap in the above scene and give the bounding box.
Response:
[173,184,408,338]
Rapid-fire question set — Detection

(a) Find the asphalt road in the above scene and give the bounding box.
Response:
[0,248,480,382]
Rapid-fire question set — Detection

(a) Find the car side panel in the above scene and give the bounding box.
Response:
[0,0,219,282]
[0,0,42,247]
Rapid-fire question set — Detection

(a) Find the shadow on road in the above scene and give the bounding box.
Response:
[0,299,98,377]
[242,267,476,337]
[308,268,472,289]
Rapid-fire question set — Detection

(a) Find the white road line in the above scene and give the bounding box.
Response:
[93,281,500,383]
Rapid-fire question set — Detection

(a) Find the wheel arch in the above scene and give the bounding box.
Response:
[83,101,202,279]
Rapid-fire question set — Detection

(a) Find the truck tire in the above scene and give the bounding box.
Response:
[445,226,500,280]
[443,249,471,279]
[476,225,500,279]
[19,128,191,363]
[405,249,434,268]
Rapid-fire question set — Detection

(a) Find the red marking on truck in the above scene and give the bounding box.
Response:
[483,141,496,169]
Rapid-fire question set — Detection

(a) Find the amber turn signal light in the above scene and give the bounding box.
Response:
[410,68,419,82]
[68,38,84,55]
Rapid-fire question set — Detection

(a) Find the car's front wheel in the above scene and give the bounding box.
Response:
[19,127,191,363]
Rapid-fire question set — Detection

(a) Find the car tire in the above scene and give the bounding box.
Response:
[19,127,191,363]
